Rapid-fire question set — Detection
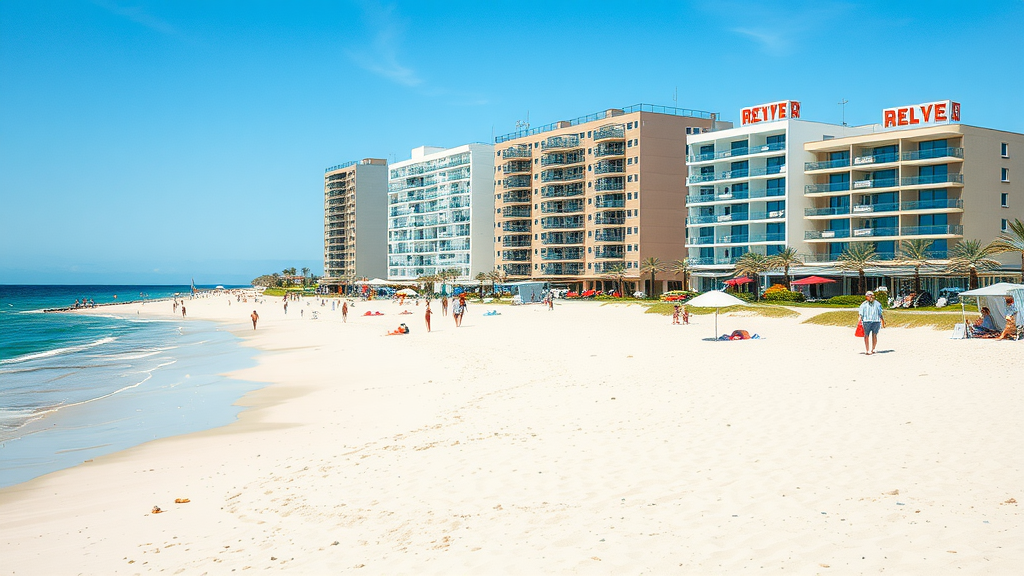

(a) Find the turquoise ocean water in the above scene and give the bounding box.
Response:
[0,285,259,488]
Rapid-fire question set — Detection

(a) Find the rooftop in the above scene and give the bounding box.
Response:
[494,103,719,144]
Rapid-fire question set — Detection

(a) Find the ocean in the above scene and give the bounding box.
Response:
[0,285,259,488]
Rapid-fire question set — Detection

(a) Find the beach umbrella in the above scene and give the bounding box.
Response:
[790,276,836,286]
[724,277,753,286]
[686,290,746,340]
[397,288,417,296]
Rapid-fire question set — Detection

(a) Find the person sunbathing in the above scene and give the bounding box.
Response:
[972,307,999,337]
[386,323,410,336]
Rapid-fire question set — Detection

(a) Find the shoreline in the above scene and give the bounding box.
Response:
[1,296,1021,573]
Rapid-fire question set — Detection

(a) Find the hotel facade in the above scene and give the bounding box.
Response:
[322,158,388,283]
[493,104,728,293]
[387,144,495,281]
[684,101,875,290]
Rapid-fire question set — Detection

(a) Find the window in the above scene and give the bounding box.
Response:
[1002,193,1009,207]
[1002,168,1009,182]
[627,140,633,148]
[587,131,592,137]
[1002,142,1009,157]
[1002,219,1009,232]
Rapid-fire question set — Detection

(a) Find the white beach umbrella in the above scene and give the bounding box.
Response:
[397,288,417,296]
[686,290,746,340]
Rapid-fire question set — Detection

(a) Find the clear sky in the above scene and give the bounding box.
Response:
[1,0,1022,285]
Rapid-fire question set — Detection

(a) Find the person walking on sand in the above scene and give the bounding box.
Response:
[858,290,885,355]
[181,305,186,318]
[251,310,259,330]
[425,302,432,333]
[672,304,681,325]
[453,295,467,327]
[441,296,448,317]
[342,301,348,323]
[284,301,288,315]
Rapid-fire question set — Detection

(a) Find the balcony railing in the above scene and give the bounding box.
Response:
[686,164,785,184]
[540,183,585,198]
[594,228,625,242]
[541,168,585,183]
[594,196,626,209]
[503,175,532,189]
[686,141,786,163]
[848,202,899,215]
[502,146,531,159]
[900,173,964,186]
[541,232,585,245]
[502,190,531,203]
[594,211,626,225]
[805,158,851,171]
[594,143,626,158]
[690,257,742,266]
[503,235,532,247]
[593,161,625,175]
[541,248,584,261]
[685,186,786,204]
[541,263,584,276]
[540,200,584,214]
[902,147,964,161]
[593,125,625,141]
[503,161,531,174]
[503,263,531,276]
[852,152,899,166]
[902,224,963,236]
[805,206,851,217]
[540,152,585,166]
[805,182,851,194]
[805,229,852,239]
[900,198,964,211]
[541,216,585,229]
[502,206,532,218]
[595,177,625,192]
[851,177,897,190]
[502,221,531,232]
[541,135,581,150]
[594,246,625,259]
[501,250,530,262]
[686,211,780,225]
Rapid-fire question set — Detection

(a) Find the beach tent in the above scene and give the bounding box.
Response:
[958,282,1024,334]
[498,281,548,304]
[686,290,746,340]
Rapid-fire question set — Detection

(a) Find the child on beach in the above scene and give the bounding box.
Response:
[672,305,681,325]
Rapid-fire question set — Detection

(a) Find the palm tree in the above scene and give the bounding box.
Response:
[301,267,311,286]
[733,251,770,301]
[767,247,804,287]
[990,218,1024,282]
[475,272,488,298]
[603,264,628,297]
[640,257,666,297]
[947,239,1001,290]
[837,242,879,294]
[897,239,935,294]
[671,258,692,291]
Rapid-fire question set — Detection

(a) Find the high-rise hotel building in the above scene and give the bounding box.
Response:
[803,101,1023,271]
[323,158,388,283]
[387,144,495,280]
[493,104,726,293]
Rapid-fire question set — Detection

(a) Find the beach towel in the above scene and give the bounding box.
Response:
[483,310,501,316]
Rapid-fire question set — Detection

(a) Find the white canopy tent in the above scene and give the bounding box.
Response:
[959,282,1024,333]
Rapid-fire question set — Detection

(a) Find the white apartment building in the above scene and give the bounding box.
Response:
[387,144,495,280]
[684,101,872,290]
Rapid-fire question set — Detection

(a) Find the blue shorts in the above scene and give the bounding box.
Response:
[862,321,881,336]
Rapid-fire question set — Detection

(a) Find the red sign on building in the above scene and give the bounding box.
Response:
[740,101,801,126]
[883,100,960,128]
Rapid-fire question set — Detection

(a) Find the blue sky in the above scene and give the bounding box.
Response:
[1,0,1021,284]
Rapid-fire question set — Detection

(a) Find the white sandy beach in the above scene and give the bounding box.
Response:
[0,295,1021,574]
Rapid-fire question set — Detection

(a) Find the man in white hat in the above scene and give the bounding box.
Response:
[858,290,886,355]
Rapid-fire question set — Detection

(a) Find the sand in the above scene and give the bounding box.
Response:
[0,294,1021,574]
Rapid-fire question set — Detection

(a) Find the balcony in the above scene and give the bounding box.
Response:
[685,186,786,205]
[687,236,716,246]
[541,152,585,166]
[594,193,626,209]
[594,245,625,259]
[503,175,532,189]
[503,234,532,247]
[502,146,531,159]
[541,168,584,183]
[594,211,626,225]
[805,182,852,194]
[502,190,531,204]
[541,263,584,276]
[805,206,851,217]
[805,229,852,240]
[593,160,625,175]
[902,224,963,236]
[805,158,851,171]
[686,164,785,184]
[503,161,531,174]
[849,202,899,215]
[902,147,964,162]
[686,141,786,163]
[594,228,625,242]
[541,247,584,261]
[501,250,530,262]
[593,124,625,141]
[852,152,899,166]
[503,263,531,276]
[900,198,964,211]
[540,183,585,198]
[541,135,581,150]
[541,199,584,214]
[541,216,585,229]
[541,231,585,245]
[690,257,742,266]
[502,220,531,232]
[851,177,898,190]
[594,142,626,158]
[900,173,964,187]
[502,205,532,218]
[594,177,625,192]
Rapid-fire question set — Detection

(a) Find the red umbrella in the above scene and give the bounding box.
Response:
[791,276,837,286]
[724,277,753,286]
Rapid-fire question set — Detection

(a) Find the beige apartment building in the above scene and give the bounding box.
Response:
[322,158,388,284]
[803,123,1023,279]
[493,104,729,293]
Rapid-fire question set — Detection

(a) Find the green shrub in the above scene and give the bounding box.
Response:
[763,289,806,302]
[825,295,867,306]
[731,291,756,302]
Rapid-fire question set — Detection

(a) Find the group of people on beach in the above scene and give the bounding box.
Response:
[970,296,1019,340]
[72,299,96,309]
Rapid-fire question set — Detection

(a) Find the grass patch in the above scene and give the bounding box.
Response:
[803,310,965,330]
[644,303,799,318]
